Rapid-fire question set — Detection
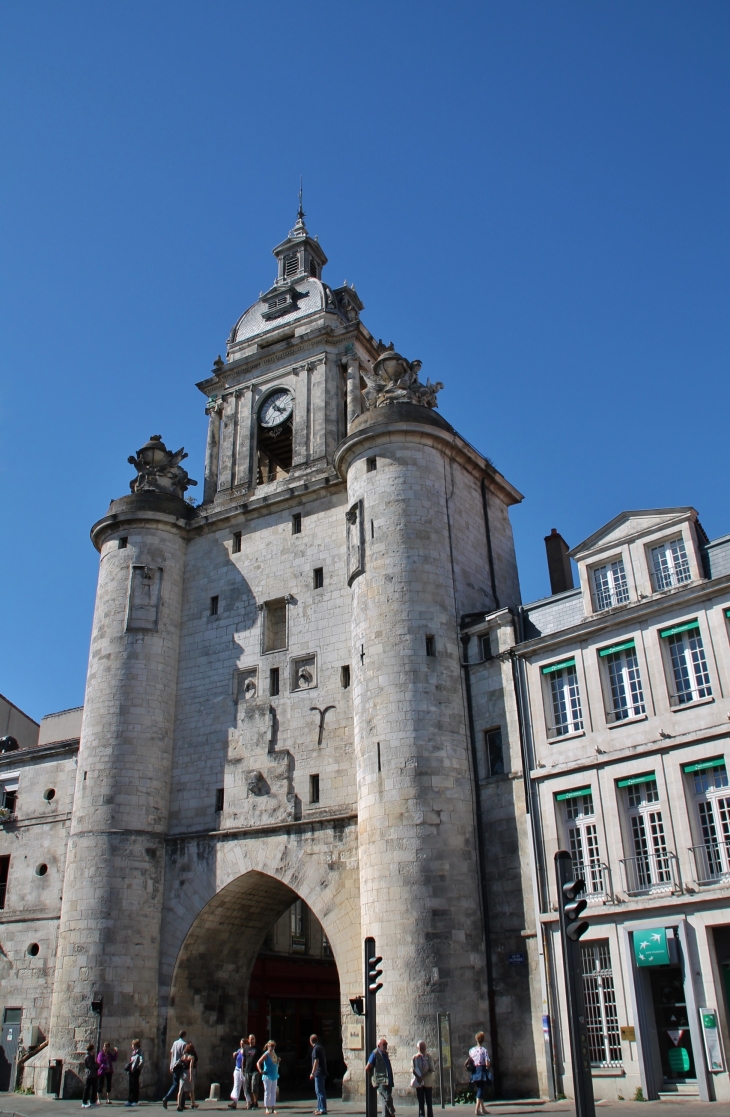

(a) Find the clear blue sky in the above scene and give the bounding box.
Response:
[1,2,729,722]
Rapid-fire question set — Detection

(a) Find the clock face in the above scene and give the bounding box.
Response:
[259,390,293,428]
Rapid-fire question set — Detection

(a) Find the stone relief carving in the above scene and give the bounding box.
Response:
[126,566,163,632]
[128,435,198,499]
[290,654,317,692]
[361,348,443,410]
[346,501,365,585]
[236,668,258,702]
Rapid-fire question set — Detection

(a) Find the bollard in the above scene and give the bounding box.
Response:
[208,1083,221,1101]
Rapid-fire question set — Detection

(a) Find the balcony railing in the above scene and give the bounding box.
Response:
[572,859,611,901]
[689,842,730,884]
[619,850,680,896]
[650,569,692,593]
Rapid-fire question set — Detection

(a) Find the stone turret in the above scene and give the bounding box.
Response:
[334,353,521,1080]
[44,437,195,1094]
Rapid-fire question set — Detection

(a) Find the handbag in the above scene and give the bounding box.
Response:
[463,1056,475,1074]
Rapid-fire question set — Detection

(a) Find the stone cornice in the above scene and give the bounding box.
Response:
[517,572,730,656]
[91,507,194,551]
[165,810,358,844]
[0,739,79,768]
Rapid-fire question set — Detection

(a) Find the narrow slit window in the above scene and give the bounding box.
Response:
[313,567,324,590]
[340,664,351,689]
[270,667,280,697]
[215,788,224,813]
[232,532,242,554]
[292,513,302,535]
[485,728,504,777]
[377,742,381,772]
[210,595,219,616]
[0,855,9,910]
[367,457,377,472]
[309,774,320,804]
[425,635,436,657]
[481,634,493,660]
[371,520,375,539]
[118,537,128,550]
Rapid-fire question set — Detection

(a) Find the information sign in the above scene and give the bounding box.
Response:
[699,1008,725,1073]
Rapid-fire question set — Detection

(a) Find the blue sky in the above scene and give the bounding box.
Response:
[1,2,729,721]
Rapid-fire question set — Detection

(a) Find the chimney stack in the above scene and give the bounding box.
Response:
[544,528,574,595]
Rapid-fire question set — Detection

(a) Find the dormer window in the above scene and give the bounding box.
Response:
[267,293,289,311]
[284,252,299,277]
[650,537,691,592]
[592,558,630,611]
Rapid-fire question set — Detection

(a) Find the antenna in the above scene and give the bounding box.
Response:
[297,176,305,221]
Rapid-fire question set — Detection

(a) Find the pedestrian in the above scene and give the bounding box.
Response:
[244,1034,262,1109]
[97,1042,118,1105]
[162,1031,188,1110]
[309,1033,327,1115]
[124,1040,144,1108]
[366,1036,395,1117]
[466,1032,491,1116]
[411,1041,435,1117]
[256,1041,279,1115]
[228,1039,246,1110]
[186,1043,199,1109]
[82,1043,99,1108]
[176,1044,196,1112]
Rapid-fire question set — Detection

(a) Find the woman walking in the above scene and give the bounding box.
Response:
[256,1041,279,1115]
[97,1042,118,1104]
[124,1041,144,1108]
[186,1043,199,1109]
[467,1032,491,1116]
[411,1041,435,1117]
[82,1044,99,1108]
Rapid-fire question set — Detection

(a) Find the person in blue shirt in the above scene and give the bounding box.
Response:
[309,1034,328,1115]
[228,1039,246,1109]
[365,1037,395,1117]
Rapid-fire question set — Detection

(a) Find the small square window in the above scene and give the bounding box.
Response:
[309,774,320,804]
[210,595,219,616]
[292,513,302,535]
[425,635,436,657]
[367,457,377,472]
[270,667,280,697]
[118,537,128,550]
[480,634,493,660]
[232,532,242,554]
[485,728,504,776]
[313,567,324,589]
[341,665,351,689]
[215,788,224,813]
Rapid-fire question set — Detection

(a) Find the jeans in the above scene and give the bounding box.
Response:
[416,1086,433,1117]
[163,1068,184,1104]
[128,1071,141,1104]
[376,1083,394,1117]
[83,1077,99,1105]
[313,1072,327,1113]
[245,1071,261,1106]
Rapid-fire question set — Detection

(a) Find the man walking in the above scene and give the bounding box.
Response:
[243,1035,262,1109]
[366,1037,395,1117]
[228,1039,246,1110]
[309,1034,327,1116]
[162,1031,188,1110]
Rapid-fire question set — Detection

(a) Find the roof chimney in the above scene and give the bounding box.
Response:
[544,529,574,595]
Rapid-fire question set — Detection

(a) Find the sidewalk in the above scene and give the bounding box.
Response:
[0,1097,719,1117]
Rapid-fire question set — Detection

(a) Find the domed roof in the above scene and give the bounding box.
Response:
[231,276,329,344]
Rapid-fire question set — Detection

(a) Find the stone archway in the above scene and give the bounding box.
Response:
[161,826,361,1098]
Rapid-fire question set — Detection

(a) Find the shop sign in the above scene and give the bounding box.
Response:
[633,927,670,966]
[699,1008,725,1073]
[508,952,526,965]
[347,1023,364,1050]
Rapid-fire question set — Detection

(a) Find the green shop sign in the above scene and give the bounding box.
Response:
[634,927,670,967]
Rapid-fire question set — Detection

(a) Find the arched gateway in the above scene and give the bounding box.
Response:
[161,832,361,1096]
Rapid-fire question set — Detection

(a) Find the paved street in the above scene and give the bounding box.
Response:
[0,1097,719,1117]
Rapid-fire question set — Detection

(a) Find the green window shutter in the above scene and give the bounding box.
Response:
[659,619,700,639]
[683,757,726,774]
[542,658,576,675]
[617,772,656,788]
[556,787,592,801]
[599,639,636,657]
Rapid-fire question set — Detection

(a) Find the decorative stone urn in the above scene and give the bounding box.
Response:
[361,348,443,410]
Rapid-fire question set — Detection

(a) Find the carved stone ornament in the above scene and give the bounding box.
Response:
[128,435,198,498]
[361,348,443,410]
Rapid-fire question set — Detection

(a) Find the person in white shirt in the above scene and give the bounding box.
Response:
[162,1031,188,1109]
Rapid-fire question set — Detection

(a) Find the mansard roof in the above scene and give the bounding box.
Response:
[569,507,698,560]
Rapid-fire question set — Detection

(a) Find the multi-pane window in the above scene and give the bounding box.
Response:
[650,537,692,591]
[581,942,622,1066]
[543,658,584,739]
[559,790,604,896]
[661,620,712,706]
[686,759,730,882]
[592,558,630,611]
[620,777,674,894]
[599,640,646,722]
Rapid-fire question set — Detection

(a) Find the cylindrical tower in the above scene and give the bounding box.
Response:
[46,440,194,1095]
[335,384,490,1080]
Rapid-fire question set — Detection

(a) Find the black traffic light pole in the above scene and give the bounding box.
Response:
[364,937,383,1117]
[555,851,595,1117]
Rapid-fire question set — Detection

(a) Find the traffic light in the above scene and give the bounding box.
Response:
[561,878,589,941]
[349,996,364,1016]
[367,954,383,995]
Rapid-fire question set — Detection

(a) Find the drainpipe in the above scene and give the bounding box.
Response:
[460,632,501,1098]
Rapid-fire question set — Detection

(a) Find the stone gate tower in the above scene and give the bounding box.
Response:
[38,209,537,1098]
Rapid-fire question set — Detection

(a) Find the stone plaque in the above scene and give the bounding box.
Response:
[127,566,163,631]
[347,1023,364,1050]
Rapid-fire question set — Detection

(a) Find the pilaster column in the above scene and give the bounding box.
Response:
[345,355,361,429]
[203,398,223,503]
[234,386,254,488]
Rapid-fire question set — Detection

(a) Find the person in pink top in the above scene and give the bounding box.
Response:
[97,1043,118,1104]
